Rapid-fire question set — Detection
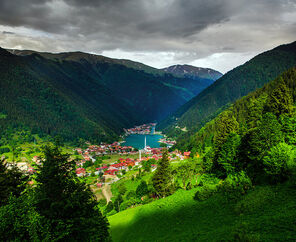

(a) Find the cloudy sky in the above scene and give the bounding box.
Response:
[0,0,295,73]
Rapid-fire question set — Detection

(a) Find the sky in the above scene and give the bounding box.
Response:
[0,0,295,73]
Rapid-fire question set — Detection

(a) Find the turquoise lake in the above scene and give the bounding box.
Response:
[123,134,163,149]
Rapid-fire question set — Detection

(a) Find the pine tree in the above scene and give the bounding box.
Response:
[34,145,110,241]
[152,149,172,197]
[266,77,294,117]
[0,158,27,206]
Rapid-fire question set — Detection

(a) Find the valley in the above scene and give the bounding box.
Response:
[1,40,296,241]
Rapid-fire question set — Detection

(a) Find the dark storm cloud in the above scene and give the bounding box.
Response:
[0,0,235,37]
[0,0,295,72]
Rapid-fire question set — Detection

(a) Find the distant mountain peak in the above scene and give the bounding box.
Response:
[162,64,222,81]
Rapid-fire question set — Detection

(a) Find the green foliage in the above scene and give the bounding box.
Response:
[136,180,149,198]
[0,193,50,241]
[109,183,296,241]
[280,114,296,145]
[161,41,296,141]
[265,77,294,116]
[239,113,283,177]
[201,147,214,173]
[216,133,241,175]
[220,171,252,199]
[152,149,173,197]
[0,158,27,206]
[34,145,110,241]
[117,183,127,195]
[0,48,215,143]
[114,194,123,212]
[142,159,154,172]
[213,111,239,154]
[0,147,10,154]
[193,185,218,201]
[263,142,295,182]
[83,159,93,169]
[175,161,195,190]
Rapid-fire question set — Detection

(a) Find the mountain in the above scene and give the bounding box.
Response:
[159,41,296,140]
[162,64,222,81]
[0,48,215,143]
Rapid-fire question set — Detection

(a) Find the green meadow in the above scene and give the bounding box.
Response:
[109,183,296,241]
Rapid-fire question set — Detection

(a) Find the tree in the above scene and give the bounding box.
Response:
[265,78,294,117]
[152,149,173,197]
[0,158,27,206]
[117,183,127,195]
[136,180,149,198]
[176,161,194,190]
[280,114,296,145]
[263,142,295,183]
[216,133,241,176]
[0,193,49,241]
[34,145,110,241]
[238,113,283,178]
[213,111,239,153]
[114,194,123,212]
[142,159,155,172]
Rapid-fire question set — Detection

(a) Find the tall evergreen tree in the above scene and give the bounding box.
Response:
[34,145,110,241]
[265,77,294,117]
[238,113,283,178]
[152,149,172,197]
[0,158,27,206]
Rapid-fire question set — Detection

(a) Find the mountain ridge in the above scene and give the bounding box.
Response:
[159,41,296,141]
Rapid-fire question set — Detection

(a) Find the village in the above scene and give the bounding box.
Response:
[8,123,185,202]
[123,123,157,135]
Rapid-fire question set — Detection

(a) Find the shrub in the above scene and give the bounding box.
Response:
[194,185,217,201]
[117,183,127,195]
[220,171,252,199]
[136,181,149,198]
[263,142,295,183]
[125,190,137,200]
[120,198,140,211]
[98,198,107,207]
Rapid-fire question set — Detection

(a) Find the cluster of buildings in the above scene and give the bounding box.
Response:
[159,138,177,147]
[124,123,157,135]
[75,143,136,162]
[75,148,166,177]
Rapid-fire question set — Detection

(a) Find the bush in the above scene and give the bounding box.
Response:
[193,185,218,201]
[120,198,140,211]
[136,181,149,198]
[98,198,107,207]
[125,190,137,200]
[220,171,252,199]
[263,142,295,183]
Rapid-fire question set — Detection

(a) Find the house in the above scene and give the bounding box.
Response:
[183,151,191,159]
[76,168,86,177]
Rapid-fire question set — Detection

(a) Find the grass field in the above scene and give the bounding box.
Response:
[109,183,296,241]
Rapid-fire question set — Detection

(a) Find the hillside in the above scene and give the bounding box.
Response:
[159,41,296,140]
[109,184,296,241]
[0,48,216,143]
[162,64,222,81]
[109,68,296,242]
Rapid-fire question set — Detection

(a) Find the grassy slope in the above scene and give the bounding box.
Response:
[109,183,296,241]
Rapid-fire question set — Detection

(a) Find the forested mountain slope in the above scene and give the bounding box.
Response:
[160,41,296,140]
[0,48,216,143]
[180,67,296,181]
